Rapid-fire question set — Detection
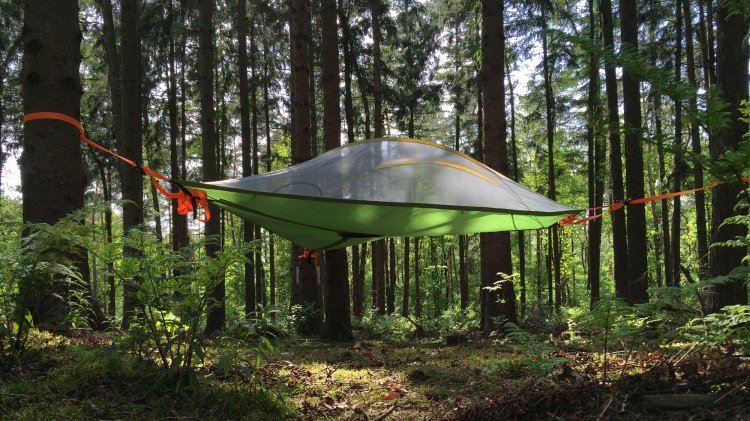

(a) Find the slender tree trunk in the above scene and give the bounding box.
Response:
[99,166,116,317]
[250,22,265,309]
[402,237,411,316]
[587,0,603,308]
[150,183,163,242]
[600,0,628,298]
[238,0,256,316]
[290,0,322,333]
[507,62,525,318]
[309,18,318,158]
[200,0,224,334]
[263,40,275,312]
[619,0,649,304]
[167,0,188,253]
[119,0,144,329]
[388,238,396,314]
[670,1,683,287]
[352,245,362,317]
[541,18,562,312]
[414,237,421,319]
[98,0,122,320]
[321,0,353,340]
[370,0,387,318]
[654,94,673,287]
[375,240,386,314]
[646,141,663,288]
[683,0,708,279]
[547,230,553,308]
[480,0,516,332]
[339,0,356,145]
[709,2,748,310]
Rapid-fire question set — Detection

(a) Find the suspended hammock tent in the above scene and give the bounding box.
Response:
[182,138,578,251]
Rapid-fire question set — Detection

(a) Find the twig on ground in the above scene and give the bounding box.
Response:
[370,404,396,421]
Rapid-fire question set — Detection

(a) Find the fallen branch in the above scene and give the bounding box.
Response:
[370,404,396,421]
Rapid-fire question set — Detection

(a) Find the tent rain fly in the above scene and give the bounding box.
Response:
[182,138,578,250]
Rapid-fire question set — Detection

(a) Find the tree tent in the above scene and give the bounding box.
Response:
[182,138,577,250]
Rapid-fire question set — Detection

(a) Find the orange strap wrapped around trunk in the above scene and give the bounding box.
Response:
[23,112,210,222]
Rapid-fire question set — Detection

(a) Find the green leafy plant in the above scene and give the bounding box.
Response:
[437,304,479,336]
[112,230,259,388]
[354,313,418,342]
[682,305,750,355]
[485,323,567,376]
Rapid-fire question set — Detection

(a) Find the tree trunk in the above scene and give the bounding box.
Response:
[480,0,516,333]
[370,0,387,319]
[20,0,90,330]
[263,40,275,312]
[309,18,318,158]
[388,238,397,314]
[98,0,121,320]
[290,0,322,332]
[507,62,525,318]
[238,0,256,316]
[118,0,144,329]
[600,0,628,298]
[250,21,265,309]
[709,2,748,310]
[654,94,672,287]
[352,245,362,317]
[199,0,224,334]
[414,237,421,319]
[167,0,188,253]
[670,1,683,288]
[541,17,561,312]
[321,0,353,340]
[587,0,603,308]
[339,0,356,145]
[683,0,708,280]
[403,237,411,316]
[619,0,649,304]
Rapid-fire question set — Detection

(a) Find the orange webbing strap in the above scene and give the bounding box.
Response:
[298,248,320,266]
[560,177,749,227]
[23,112,210,222]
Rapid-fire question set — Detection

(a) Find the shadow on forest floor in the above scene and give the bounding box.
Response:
[261,334,750,420]
[0,329,748,420]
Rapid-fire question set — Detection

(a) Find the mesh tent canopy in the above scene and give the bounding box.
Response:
[182,138,579,250]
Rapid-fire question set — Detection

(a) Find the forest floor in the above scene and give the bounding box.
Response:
[1,329,749,420]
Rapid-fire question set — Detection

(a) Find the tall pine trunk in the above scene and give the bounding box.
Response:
[670,1,683,287]
[709,2,748,310]
[371,0,387,317]
[507,63,525,318]
[200,0,224,333]
[587,0,603,308]
[290,0,322,333]
[237,0,256,316]
[168,0,188,253]
[683,0,708,279]
[541,17,561,311]
[321,0,353,340]
[600,0,628,297]
[119,0,144,329]
[619,0,649,303]
[480,0,516,333]
[21,0,90,328]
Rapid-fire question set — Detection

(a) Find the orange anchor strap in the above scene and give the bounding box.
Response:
[23,112,210,222]
[560,177,749,227]
[298,248,320,266]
